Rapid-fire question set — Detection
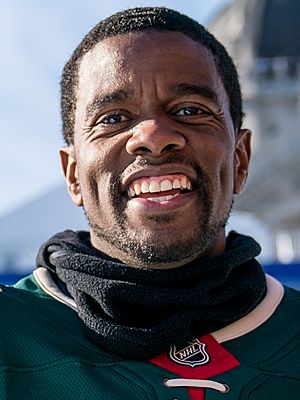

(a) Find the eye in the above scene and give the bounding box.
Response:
[97,112,130,125]
[174,106,207,116]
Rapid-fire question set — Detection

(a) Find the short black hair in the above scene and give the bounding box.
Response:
[61,7,243,145]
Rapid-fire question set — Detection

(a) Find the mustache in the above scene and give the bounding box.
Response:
[120,154,199,182]
[117,154,210,194]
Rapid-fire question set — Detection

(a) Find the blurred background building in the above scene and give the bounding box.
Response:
[1,0,299,287]
[209,0,300,265]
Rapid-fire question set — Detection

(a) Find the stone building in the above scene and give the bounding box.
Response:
[209,0,300,261]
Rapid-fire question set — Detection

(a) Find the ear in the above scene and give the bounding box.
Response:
[60,146,83,207]
[234,129,252,194]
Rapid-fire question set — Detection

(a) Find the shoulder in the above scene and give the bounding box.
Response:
[0,272,60,313]
[0,273,78,340]
[0,273,46,310]
[0,274,92,368]
[282,284,300,303]
[215,276,300,379]
[13,272,47,294]
[246,284,300,395]
[274,283,300,332]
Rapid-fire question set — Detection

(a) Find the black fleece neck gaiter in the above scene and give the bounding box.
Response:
[36,230,266,360]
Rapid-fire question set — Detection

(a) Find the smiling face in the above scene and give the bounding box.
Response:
[60,30,251,268]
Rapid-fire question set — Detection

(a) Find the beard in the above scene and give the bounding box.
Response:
[85,159,232,268]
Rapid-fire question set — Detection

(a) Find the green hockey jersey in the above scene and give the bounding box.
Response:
[0,269,299,399]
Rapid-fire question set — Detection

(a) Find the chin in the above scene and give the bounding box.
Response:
[86,204,228,268]
[118,229,217,268]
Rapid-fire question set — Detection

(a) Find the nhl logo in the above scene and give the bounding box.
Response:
[169,339,210,368]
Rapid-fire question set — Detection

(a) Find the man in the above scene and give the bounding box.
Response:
[1,7,299,399]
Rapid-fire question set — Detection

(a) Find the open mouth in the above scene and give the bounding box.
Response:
[126,174,193,203]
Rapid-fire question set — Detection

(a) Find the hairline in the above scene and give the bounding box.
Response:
[61,12,243,144]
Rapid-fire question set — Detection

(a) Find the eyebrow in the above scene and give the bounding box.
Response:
[170,83,220,106]
[85,83,220,121]
[85,89,130,121]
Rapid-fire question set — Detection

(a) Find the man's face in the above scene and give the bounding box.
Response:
[61,30,250,268]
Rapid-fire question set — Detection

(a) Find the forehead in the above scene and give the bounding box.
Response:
[76,30,228,116]
[81,30,222,82]
[80,30,215,65]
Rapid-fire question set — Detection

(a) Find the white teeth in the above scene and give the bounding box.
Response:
[141,181,149,193]
[165,195,174,201]
[149,180,160,193]
[172,179,181,189]
[128,176,192,198]
[134,183,141,195]
[181,176,187,189]
[160,179,173,191]
[148,196,166,202]
[147,193,179,202]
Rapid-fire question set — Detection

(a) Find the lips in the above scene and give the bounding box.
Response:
[127,174,193,200]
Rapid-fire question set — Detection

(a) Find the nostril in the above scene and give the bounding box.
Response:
[132,146,152,155]
[162,143,179,152]
[126,126,186,156]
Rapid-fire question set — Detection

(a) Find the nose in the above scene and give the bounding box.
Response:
[126,118,186,157]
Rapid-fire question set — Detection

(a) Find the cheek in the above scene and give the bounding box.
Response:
[215,150,235,194]
[78,169,100,208]
[219,148,235,178]
[196,138,235,195]
[75,140,127,208]
[75,152,104,205]
[76,140,113,183]
[78,166,115,226]
[194,131,234,170]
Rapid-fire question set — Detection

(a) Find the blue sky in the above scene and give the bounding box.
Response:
[0,0,229,217]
